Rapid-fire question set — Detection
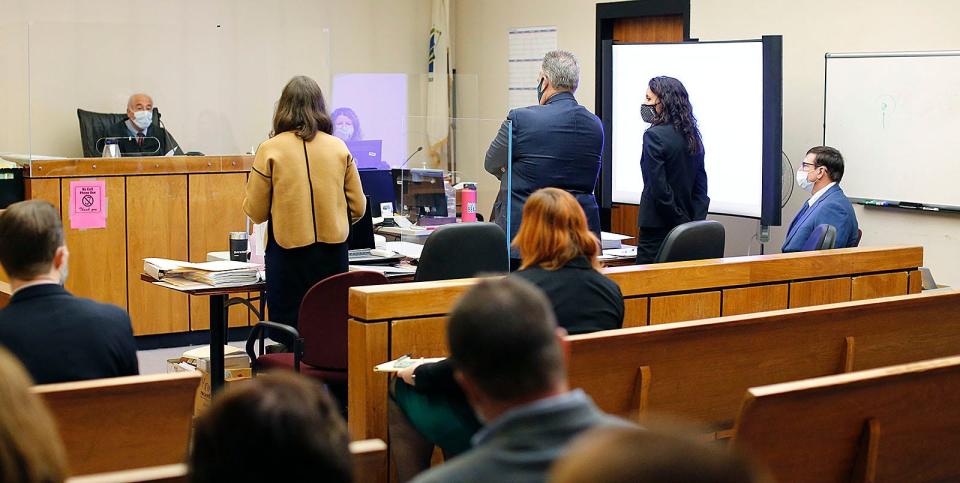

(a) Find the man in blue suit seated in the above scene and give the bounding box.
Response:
[782,146,859,252]
[485,50,603,264]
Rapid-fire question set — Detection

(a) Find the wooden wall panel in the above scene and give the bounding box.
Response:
[188,173,250,330]
[60,178,127,309]
[649,291,721,325]
[610,204,640,241]
[348,320,389,441]
[851,272,909,301]
[623,297,649,328]
[722,284,789,316]
[127,176,189,335]
[789,277,851,308]
[612,15,684,43]
[908,269,923,294]
[26,177,61,208]
[390,317,449,359]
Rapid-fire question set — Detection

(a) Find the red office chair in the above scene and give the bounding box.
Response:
[245,270,388,406]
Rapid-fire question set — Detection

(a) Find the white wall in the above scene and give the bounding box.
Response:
[453,0,960,284]
[0,0,431,157]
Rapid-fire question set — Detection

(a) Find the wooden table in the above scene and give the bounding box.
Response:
[141,274,264,394]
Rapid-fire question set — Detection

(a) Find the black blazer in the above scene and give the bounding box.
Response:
[510,256,624,335]
[0,284,139,384]
[485,92,604,243]
[637,124,709,229]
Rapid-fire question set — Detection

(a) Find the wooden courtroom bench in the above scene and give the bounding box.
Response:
[731,355,960,482]
[347,246,925,442]
[566,289,960,437]
[34,372,202,476]
[65,439,389,483]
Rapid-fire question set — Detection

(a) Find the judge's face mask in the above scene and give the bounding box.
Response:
[133,110,153,130]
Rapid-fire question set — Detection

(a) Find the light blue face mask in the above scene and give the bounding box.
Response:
[133,110,153,130]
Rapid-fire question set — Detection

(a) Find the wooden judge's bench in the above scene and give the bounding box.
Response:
[1,156,256,336]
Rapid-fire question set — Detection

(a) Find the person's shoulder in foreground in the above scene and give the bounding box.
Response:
[0,200,138,384]
[410,277,633,483]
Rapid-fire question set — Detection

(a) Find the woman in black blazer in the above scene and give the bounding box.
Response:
[388,188,623,481]
[636,76,710,264]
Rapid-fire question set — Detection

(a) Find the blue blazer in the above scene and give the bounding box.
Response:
[782,184,859,252]
[484,92,603,245]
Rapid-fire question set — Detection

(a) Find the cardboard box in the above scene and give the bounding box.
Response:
[166,359,252,416]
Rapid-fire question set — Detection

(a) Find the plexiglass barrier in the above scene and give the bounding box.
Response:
[22,16,330,175]
[0,23,30,169]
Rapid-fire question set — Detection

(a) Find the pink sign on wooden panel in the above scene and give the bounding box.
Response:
[69,180,107,229]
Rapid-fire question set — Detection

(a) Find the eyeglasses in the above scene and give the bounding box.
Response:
[801,161,819,171]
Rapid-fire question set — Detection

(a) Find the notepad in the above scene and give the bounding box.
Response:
[373,355,446,373]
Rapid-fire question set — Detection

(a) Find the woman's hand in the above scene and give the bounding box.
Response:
[396,361,424,386]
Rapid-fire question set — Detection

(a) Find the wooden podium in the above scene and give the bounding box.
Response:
[15,156,255,336]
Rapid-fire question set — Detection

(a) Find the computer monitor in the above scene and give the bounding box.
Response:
[358,169,396,217]
[391,168,449,220]
[347,195,375,250]
[347,140,386,169]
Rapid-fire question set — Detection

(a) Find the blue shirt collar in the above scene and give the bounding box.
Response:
[471,389,590,447]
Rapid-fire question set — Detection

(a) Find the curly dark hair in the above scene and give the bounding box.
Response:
[648,76,704,155]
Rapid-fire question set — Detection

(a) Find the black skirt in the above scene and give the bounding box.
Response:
[264,229,348,326]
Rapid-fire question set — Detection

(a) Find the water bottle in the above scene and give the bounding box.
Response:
[101,139,120,158]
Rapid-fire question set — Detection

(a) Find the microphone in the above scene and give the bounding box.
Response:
[400,146,424,168]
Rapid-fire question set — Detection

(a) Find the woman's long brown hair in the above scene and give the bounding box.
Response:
[271,75,333,142]
[512,187,601,271]
[0,347,68,483]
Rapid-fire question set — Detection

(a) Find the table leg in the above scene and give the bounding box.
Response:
[209,294,227,394]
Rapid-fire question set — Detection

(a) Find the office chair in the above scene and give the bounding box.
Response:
[654,220,726,263]
[414,222,509,281]
[800,224,838,251]
[77,109,128,157]
[851,228,863,247]
[77,107,183,157]
[245,270,389,410]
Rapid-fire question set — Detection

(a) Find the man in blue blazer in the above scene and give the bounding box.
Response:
[782,146,859,252]
[485,50,603,262]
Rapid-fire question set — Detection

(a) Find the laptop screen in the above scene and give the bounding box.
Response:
[346,140,385,170]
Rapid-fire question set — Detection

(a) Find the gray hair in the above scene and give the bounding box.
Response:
[541,50,580,92]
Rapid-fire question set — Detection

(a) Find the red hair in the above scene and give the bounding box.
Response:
[512,188,601,271]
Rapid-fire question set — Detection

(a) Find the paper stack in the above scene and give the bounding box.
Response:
[144,258,261,287]
[601,231,634,250]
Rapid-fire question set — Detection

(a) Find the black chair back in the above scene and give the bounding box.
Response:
[654,220,725,263]
[801,224,838,251]
[414,222,508,282]
[77,109,128,157]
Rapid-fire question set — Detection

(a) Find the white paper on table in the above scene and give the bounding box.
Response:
[385,241,424,259]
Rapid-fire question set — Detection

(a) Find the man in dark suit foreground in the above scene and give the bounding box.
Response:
[782,146,859,252]
[485,50,603,262]
[411,278,629,483]
[0,200,138,384]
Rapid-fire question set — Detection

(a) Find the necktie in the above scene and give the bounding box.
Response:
[136,132,144,147]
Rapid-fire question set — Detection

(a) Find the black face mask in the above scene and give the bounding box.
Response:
[536,77,545,104]
[640,103,657,123]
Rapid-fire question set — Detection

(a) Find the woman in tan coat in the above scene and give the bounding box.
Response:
[244,76,366,326]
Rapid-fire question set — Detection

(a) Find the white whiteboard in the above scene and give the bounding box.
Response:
[611,42,764,218]
[824,52,960,208]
